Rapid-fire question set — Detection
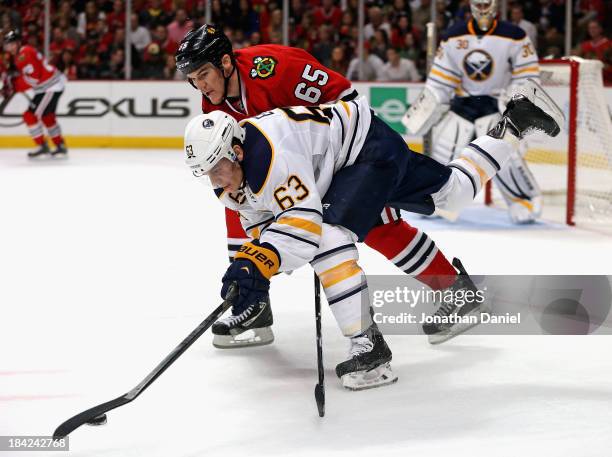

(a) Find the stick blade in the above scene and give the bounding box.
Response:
[53,395,128,440]
[314,383,325,417]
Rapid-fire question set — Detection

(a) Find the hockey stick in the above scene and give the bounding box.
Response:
[313,272,325,417]
[52,283,237,440]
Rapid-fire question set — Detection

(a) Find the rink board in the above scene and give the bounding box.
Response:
[1,81,611,151]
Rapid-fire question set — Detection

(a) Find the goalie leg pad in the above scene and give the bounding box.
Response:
[493,149,543,224]
[401,86,449,136]
[430,111,475,164]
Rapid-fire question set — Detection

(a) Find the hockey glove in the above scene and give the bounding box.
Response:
[221,240,280,313]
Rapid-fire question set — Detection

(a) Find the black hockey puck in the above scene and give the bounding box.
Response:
[86,414,107,426]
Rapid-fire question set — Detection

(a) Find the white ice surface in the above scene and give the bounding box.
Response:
[1,149,612,457]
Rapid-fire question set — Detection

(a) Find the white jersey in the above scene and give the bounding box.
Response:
[215,96,372,271]
[426,19,540,103]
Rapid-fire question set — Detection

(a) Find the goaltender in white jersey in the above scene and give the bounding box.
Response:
[403,0,543,223]
[184,87,562,391]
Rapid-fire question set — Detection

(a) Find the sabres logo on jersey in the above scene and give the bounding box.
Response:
[250,56,277,79]
[463,49,494,81]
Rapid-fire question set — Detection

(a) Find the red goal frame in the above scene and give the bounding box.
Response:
[484,58,580,225]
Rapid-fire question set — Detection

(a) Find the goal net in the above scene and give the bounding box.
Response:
[487,57,612,227]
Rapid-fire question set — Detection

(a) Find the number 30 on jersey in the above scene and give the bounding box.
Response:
[294,65,329,104]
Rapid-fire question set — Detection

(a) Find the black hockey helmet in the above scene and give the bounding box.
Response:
[175,24,233,75]
[4,30,21,44]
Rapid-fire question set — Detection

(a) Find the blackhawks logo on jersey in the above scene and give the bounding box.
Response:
[250,56,277,79]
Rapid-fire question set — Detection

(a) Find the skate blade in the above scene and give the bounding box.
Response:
[213,327,274,349]
[428,306,490,345]
[27,154,50,160]
[51,152,68,159]
[341,363,398,391]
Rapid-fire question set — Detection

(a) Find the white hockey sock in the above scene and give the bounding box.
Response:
[432,135,516,213]
[311,225,372,337]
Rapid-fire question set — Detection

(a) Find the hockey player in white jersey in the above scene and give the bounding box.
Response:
[402,0,543,224]
[184,87,562,390]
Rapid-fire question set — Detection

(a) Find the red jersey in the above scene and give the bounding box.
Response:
[201,44,353,121]
[12,45,64,93]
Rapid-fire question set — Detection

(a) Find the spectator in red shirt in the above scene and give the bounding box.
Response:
[106,0,126,32]
[21,3,43,30]
[152,24,177,55]
[167,8,192,44]
[313,0,343,28]
[339,10,355,42]
[262,7,283,43]
[580,20,611,84]
[49,27,77,65]
[580,20,610,61]
[390,12,417,49]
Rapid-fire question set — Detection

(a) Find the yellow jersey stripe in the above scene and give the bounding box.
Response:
[277,216,322,236]
[319,260,361,289]
[512,65,539,75]
[340,100,351,118]
[459,156,489,187]
[430,68,461,84]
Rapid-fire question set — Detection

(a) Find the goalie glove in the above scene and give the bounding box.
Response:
[401,86,450,136]
[220,240,280,313]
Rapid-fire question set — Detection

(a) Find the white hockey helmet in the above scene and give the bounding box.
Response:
[183,111,245,184]
[470,0,497,31]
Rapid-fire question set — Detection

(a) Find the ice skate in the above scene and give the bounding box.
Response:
[51,142,68,159]
[423,258,489,344]
[489,80,563,140]
[336,324,398,391]
[27,142,50,159]
[212,295,274,349]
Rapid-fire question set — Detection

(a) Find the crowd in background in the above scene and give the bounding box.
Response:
[1,0,610,83]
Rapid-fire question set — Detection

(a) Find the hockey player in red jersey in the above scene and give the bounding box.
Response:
[3,30,68,159]
[175,25,476,348]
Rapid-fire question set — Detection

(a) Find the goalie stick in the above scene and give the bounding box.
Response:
[422,21,437,156]
[313,273,325,417]
[52,283,237,440]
